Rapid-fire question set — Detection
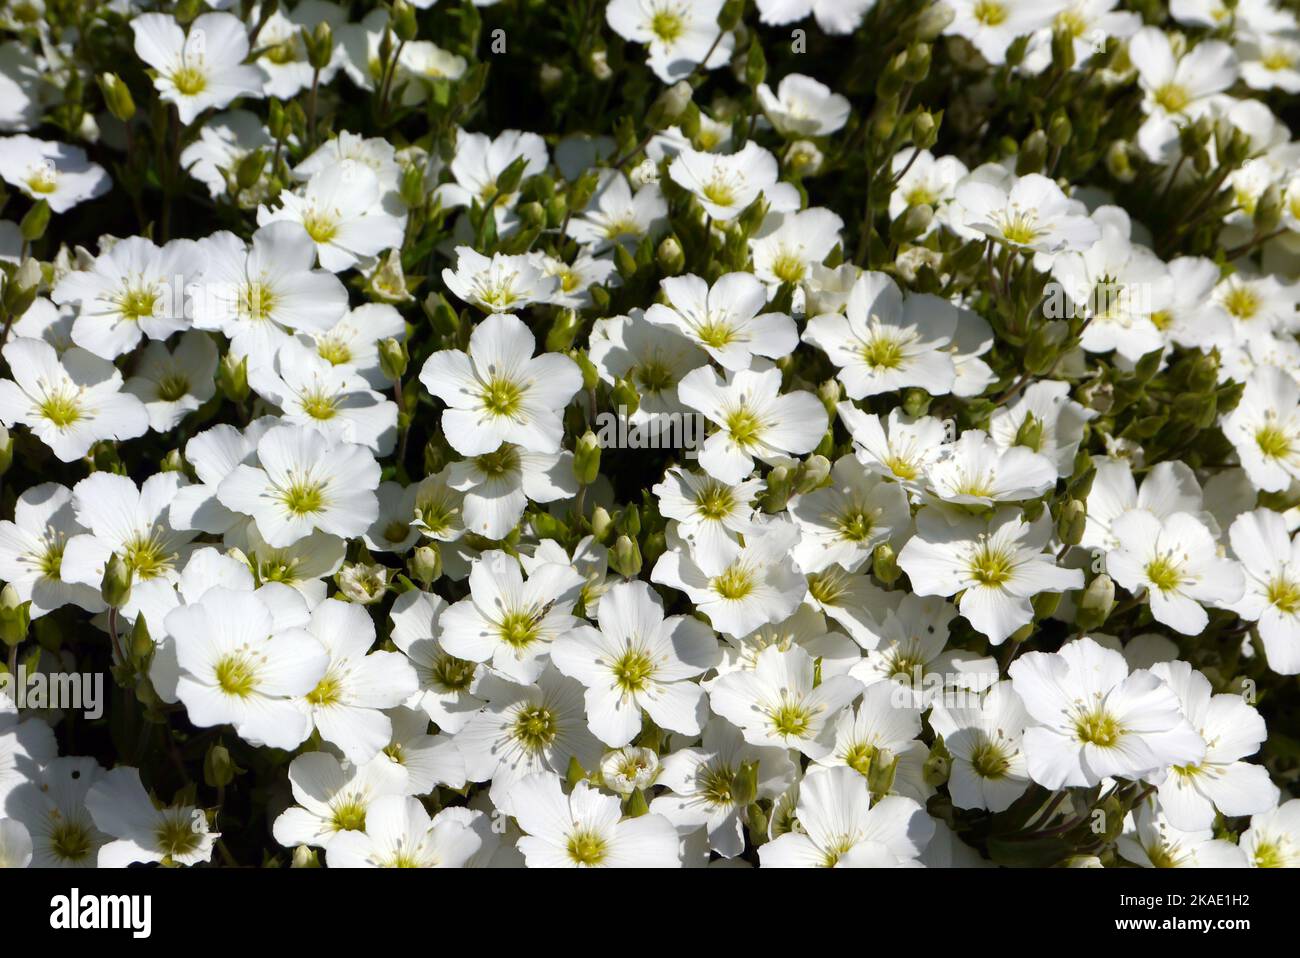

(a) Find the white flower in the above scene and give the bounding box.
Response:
[326,796,481,868]
[296,302,406,390]
[445,444,577,539]
[652,466,763,575]
[1050,207,1172,362]
[789,454,911,574]
[1240,798,1300,867]
[0,135,110,212]
[930,681,1032,812]
[954,172,1100,255]
[190,222,349,366]
[271,751,406,851]
[61,471,198,621]
[988,380,1094,477]
[253,0,347,99]
[677,365,827,485]
[1221,365,1300,493]
[372,707,467,795]
[646,271,797,371]
[1080,457,1205,553]
[943,0,1062,66]
[166,587,329,750]
[510,771,681,867]
[258,160,405,272]
[755,0,873,33]
[566,171,668,254]
[605,0,735,83]
[749,208,845,289]
[0,482,104,618]
[889,149,969,222]
[420,312,581,457]
[0,819,31,868]
[652,522,807,638]
[1008,636,1205,788]
[848,593,998,704]
[1117,798,1247,868]
[439,549,583,684]
[650,717,795,858]
[455,667,603,813]
[599,746,661,795]
[668,143,788,222]
[1228,508,1300,674]
[708,645,861,757]
[7,757,108,867]
[52,236,202,360]
[389,590,484,734]
[587,309,708,431]
[1106,510,1244,635]
[396,41,469,101]
[1149,660,1277,831]
[84,766,217,868]
[900,506,1083,645]
[804,271,960,399]
[759,766,933,867]
[1129,27,1238,161]
[756,74,851,136]
[551,580,720,746]
[0,338,148,461]
[124,332,219,432]
[925,429,1058,507]
[250,339,398,453]
[0,692,56,806]
[217,423,380,548]
[434,130,548,233]
[838,402,949,490]
[179,109,273,200]
[294,598,420,764]
[130,12,264,124]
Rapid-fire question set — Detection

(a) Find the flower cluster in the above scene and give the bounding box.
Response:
[1,0,1300,870]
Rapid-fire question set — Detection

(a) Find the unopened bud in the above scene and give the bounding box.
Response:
[101,553,133,609]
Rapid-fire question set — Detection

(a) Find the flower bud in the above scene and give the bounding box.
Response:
[378,337,408,382]
[795,455,831,494]
[0,426,12,477]
[611,376,640,417]
[872,543,901,586]
[217,352,249,403]
[391,0,418,42]
[292,845,321,868]
[609,535,642,578]
[101,553,134,609]
[98,73,136,123]
[574,430,602,485]
[656,235,685,275]
[1076,573,1115,632]
[0,584,29,648]
[591,506,615,543]
[19,200,50,242]
[204,742,238,789]
[408,544,442,587]
[1056,498,1086,546]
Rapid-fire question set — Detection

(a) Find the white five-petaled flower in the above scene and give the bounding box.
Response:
[804,271,961,399]
[646,272,798,371]
[551,580,720,746]
[166,587,330,751]
[439,549,584,684]
[605,0,735,83]
[130,12,264,125]
[1009,636,1206,788]
[899,506,1084,645]
[0,338,148,462]
[1228,508,1300,674]
[759,765,934,867]
[420,312,581,457]
[677,365,827,485]
[1105,510,1244,635]
[217,423,381,548]
[708,645,862,758]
